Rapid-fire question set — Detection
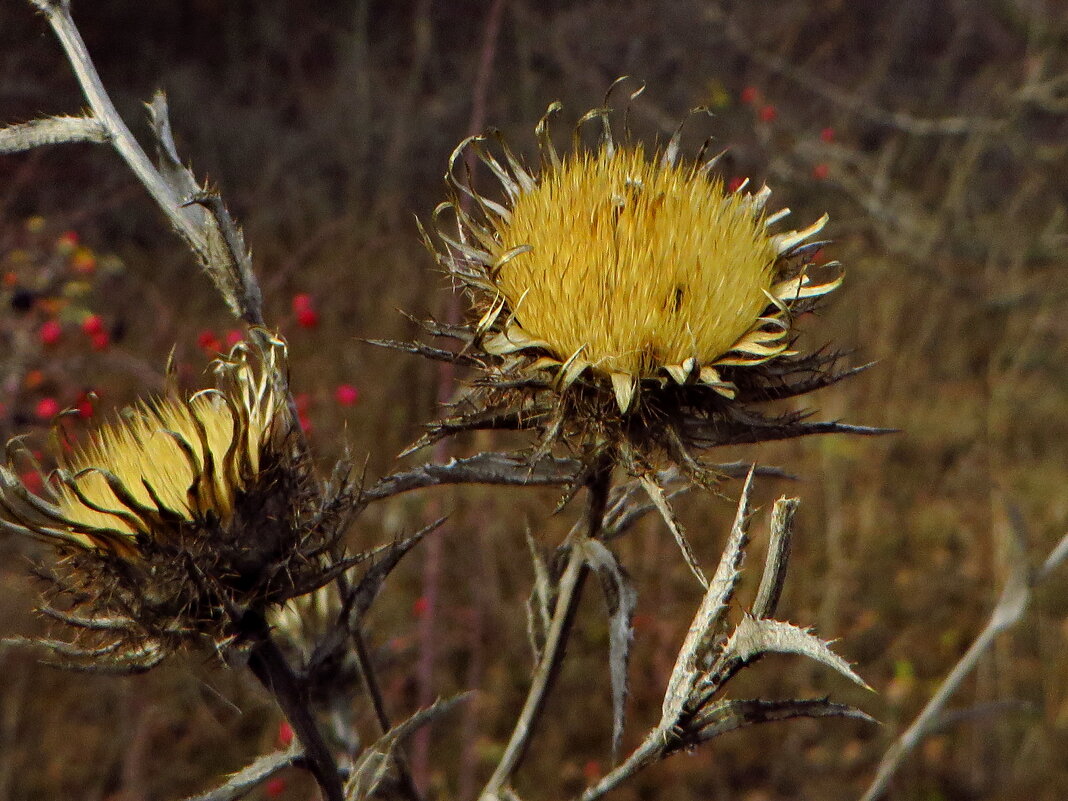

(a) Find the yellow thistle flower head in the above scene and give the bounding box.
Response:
[416,83,863,474]
[0,332,346,672]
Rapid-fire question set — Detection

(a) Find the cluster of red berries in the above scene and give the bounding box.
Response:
[33,389,95,423]
[292,292,319,329]
[37,313,112,351]
[196,328,244,355]
[738,86,836,181]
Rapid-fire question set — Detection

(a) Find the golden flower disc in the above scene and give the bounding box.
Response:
[490,146,778,379]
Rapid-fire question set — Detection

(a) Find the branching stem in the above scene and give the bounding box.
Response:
[480,457,614,800]
[30,0,210,261]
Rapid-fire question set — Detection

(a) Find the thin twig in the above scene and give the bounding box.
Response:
[704,3,1004,136]
[352,625,424,801]
[859,530,1068,801]
[28,0,211,259]
[480,458,613,801]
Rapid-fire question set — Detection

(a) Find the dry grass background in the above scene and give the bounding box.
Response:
[1,1,1068,799]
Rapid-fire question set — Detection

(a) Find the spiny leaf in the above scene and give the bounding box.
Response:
[686,697,876,748]
[640,474,707,587]
[583,539,638,763]
[725,615,871,690]
[661,469,756,725]
[348,519,443,619]
[525,528,554,662]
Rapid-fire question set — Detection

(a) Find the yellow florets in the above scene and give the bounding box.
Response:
[56,394,249,542]
[431,95,840,417]
[491,146,778,378]
[0,337,285,557]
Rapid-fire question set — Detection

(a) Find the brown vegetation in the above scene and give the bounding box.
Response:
[1,2,1067,800]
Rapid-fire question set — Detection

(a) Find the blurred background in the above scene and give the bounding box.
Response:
[1,1,1067,799]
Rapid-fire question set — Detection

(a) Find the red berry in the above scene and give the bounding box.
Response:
[298,412,313,434]
[812,163,830,180]
[740,86,759,105]
[727,176,747,193]
[77,399,94,418]
[820,126,835,143]
[39,320,63,346]
[90,331,111,351]
[225,329,243,347]
[296,307,319,329]
[197,330,222,354]
[294,393,311,413]
[35,397,60,420]
[20,471,43,495]
[412,596,430,618]
[334,384,360,407]
[265,776,287,798]
[758,104,777,123]
[291,293,314,313]
[276,721,294,747]
[81,314,104,336]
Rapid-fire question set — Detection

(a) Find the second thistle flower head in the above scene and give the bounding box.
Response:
[420,84,862,477]
[0,333,350,672]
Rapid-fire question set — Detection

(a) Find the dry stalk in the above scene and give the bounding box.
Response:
[860,524,1068,801]
[480,457,614,801]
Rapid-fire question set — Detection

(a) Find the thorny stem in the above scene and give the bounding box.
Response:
[246,625,344,801]
[28,0,270,329]
[480,457,614,801]
[351,624,425,801]
[30,1,212,264]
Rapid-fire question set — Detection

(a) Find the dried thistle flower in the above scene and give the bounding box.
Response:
[412,84,870,481]
[0,332,350,672]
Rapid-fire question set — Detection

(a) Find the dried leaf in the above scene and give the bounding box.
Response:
[687,697,875,747]
[583,539,638,762]
[348,520,443,620]
[145,93,207,226]
[752,497,799,619]
[661,470,755,724]
[725,616,870,690]
[640,475,707,587]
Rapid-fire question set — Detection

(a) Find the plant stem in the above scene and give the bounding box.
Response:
[577,731,662,801]
[33,1,211,264]
[480,459,613,800]
[352,624,424,801]
[247,631,344,801]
